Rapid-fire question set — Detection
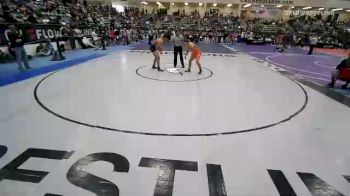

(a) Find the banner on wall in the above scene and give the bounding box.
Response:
[247,5,282,19]
[0,24,94,46]
[285,10,335,16]
[240,0,294,5]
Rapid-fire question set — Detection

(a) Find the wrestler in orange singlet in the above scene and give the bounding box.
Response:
[150,36,168,71]
[184,40,202,74]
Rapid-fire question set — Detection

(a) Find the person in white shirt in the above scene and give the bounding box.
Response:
[126,29,131,45]
[91,30,98,41]
[91,30,101,49]
[308,35,318,55]
[171,31,184,68]
[82,37,97,48]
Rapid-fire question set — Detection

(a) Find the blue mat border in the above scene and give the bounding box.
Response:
[0,53,106,87]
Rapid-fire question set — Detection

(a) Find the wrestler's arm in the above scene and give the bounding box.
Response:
[185,45,192,59]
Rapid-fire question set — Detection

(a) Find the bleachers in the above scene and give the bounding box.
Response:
[0,0,349,47]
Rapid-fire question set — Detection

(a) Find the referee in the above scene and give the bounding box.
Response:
[172,31,184,68]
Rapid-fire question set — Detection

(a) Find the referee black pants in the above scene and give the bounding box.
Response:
[174,46,184,67]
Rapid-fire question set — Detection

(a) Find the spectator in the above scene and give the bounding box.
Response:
[8,44,16,58]
[74,27,88,49]
[91,29,101,49]
[0,49,14,63]
[36,43,51,56]
[68,26,76,49]
[60,24,70,49]
[87,14,93,23]
[82,36,97,48]
[328,52,350,89]
[121,29,127,45]
[126,28,131,45]
[308,35,318,55]
[7,25,32,71]
[101,28,108,49]
[109,29,116,46]
[24,12,38,24]
[115,28,120,44]
[148,30,154,45]
[3,8,18,23]
[83,0,87,8]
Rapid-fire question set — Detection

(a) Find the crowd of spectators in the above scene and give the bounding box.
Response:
[0,0,115,25]
[288,13,350,47]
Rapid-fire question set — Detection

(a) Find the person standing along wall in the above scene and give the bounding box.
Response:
[308,35,318,55]
[65,24,76,50]
[109,29,116,46]
[126,28,131,45]
[7,25,32,72]
[148,30,154,45]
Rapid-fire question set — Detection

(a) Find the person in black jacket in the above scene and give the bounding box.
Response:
[24,12,38,24]
[7,25,31,71]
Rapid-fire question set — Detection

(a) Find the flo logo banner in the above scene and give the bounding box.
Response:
[0,24,94,46]
[0,145,349,196]
[0,24,61,46]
